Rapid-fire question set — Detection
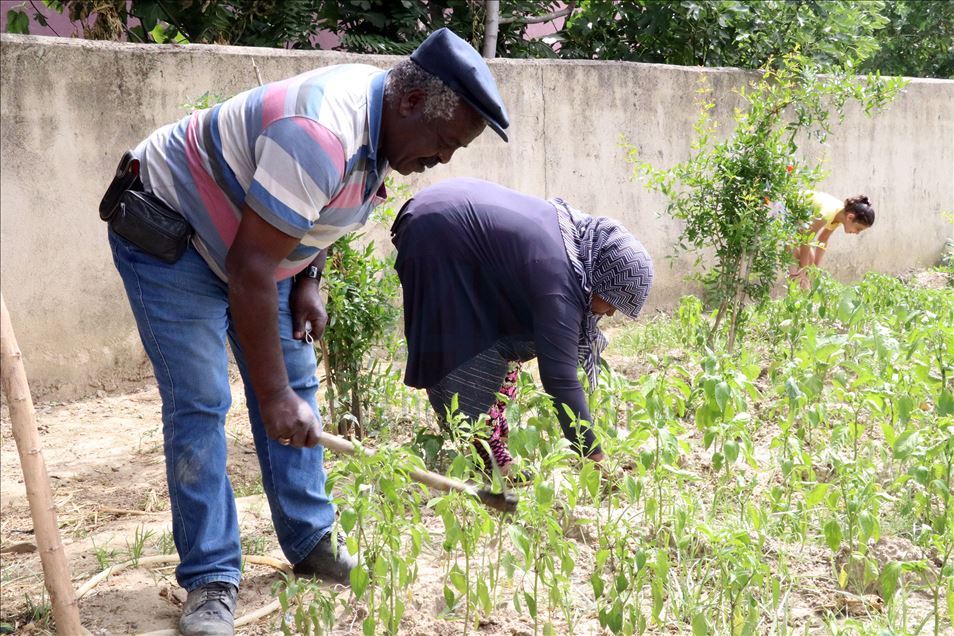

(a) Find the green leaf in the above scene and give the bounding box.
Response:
[858,511,879,542]
[525,591,537,618]
[6,10,29,34]
[449,567,467,593]
[692,612,711,636]
[590,570,605,598]
[715,381,731,412]
[339,509,357,533]
[350,565,370,598]
[635,549,647,571]
[477,579,491,613]
[724,439,740,463]
[805,483,830,507]
[939,389,954,416]
[892,430,919,460]
[823,519,843,552]
[510,525,533,564]
[911,465,931,486]
[651,577,664,621]
[880,561,901,601]
[640,449,655,469]
[615,573,628,594]
[607,601,623,633]
[535,482,555,508]
[897,395,914,424]
[947,586,954,632]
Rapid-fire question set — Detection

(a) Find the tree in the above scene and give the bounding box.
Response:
[15,1,569,57]
[862,0,954,79]
[482,0,576,58]
[631,53,905,351]
[320,231,400,438]
[559,1,888,71]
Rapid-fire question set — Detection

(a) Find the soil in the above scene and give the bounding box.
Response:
[1,361,945,635]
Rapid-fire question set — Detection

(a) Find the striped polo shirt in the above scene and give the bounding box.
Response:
[134,64,390,281]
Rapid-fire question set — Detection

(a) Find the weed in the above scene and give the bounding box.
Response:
[154,529,176,555]
[233,478,264,498]
[126,524,155,566]
[91,537,120,570]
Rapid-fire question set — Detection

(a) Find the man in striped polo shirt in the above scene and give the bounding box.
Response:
[106,28,508,635]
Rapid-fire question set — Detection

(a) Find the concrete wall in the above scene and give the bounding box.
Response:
[2,35,952,399]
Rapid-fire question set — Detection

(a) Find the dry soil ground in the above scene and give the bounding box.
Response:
[1,314,947,634]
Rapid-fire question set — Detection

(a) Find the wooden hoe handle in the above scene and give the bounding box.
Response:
[315,431,517,513]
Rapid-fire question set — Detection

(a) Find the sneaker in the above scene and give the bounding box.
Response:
[292,532,357,584]
[178,581,238,636]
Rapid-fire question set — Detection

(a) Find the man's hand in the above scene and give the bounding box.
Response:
[260,387,322,448]
[291,278,327,341]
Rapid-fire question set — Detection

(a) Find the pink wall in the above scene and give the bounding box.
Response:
[1,1,94,38]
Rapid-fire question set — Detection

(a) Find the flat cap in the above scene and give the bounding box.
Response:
[411,28,510,142]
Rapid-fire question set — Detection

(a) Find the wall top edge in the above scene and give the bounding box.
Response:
[2,33,952,85]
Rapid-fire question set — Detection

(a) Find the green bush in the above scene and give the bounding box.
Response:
[318,182,407,437]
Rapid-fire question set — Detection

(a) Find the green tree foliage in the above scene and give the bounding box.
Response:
[13,1,953,77]
[40,1,565,56]
[559,0,888,70]
[5,7,30,34]
[861,0,954,79]
[631,53,905,351]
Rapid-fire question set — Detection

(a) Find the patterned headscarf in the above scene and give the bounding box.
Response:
[552,198,654,387]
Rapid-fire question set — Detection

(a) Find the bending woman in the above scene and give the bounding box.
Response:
[391,178,653,475]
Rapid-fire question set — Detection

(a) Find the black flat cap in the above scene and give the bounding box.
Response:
[411,28,510,142]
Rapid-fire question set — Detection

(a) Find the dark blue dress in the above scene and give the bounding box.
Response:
[391,178,597,453]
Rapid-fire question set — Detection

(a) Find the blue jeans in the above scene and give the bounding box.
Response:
[108,229,335,590]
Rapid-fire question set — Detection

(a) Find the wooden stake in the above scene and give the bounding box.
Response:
[0,293,84,634]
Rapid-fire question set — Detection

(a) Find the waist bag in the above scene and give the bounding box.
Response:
[100,151,193,264]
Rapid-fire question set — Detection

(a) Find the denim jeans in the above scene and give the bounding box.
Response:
[108,229,335,590]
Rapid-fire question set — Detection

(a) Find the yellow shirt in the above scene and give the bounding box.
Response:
[809,191,843,231]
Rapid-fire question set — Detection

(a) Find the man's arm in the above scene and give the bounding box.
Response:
[227,206,321,448]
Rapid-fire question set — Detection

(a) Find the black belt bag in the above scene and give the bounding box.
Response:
[100,151,193,264]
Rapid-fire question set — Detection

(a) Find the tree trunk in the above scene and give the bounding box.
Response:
[710,296,730,344]
[0,294,84,635]
[319,339,336,433]
[482,1,500,58]
[727,250,754,353]
[350,375,364,440]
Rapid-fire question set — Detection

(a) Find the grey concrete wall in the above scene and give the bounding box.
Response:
[2,35,952,399]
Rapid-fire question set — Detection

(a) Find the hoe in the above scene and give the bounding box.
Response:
[315,429,518,514]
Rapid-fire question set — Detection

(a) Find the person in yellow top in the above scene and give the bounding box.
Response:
[790,191,875,289]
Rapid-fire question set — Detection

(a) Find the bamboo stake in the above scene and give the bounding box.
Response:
[0,293,84,634]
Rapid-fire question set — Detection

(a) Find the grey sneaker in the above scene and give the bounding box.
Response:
[292,532,357,584]
[178,581,238,636]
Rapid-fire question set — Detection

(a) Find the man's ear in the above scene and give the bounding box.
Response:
[399,88,427,117]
